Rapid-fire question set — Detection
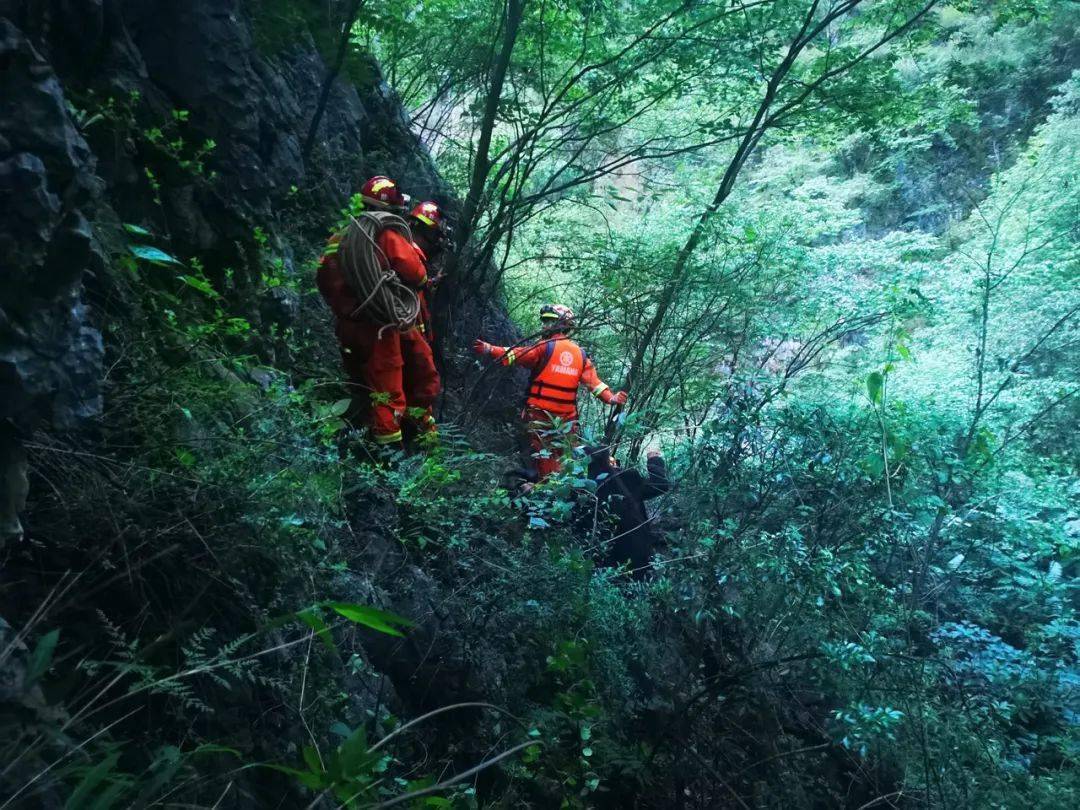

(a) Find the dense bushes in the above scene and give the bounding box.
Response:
[2,252,1076,806]
[3,1,1078,807]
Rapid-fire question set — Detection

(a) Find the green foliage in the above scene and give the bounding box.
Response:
[831,705,906,758]
[7,1,1080,807]
[250,0,378,88]
[325,602,414,637]
[143,109,217,178]
[266,724,391,807]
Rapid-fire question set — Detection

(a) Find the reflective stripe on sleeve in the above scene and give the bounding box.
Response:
[591,383,609,398]
[373,430,403,445]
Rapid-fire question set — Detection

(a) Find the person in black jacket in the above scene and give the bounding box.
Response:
[580,445,672,580]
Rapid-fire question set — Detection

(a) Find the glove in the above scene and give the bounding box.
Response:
[472,339,491,356]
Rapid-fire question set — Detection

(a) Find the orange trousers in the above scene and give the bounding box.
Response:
[341,323,440,444]
[523,407,579,479]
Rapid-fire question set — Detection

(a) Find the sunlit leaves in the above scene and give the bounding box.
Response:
[325,602,415,637]
[129,244,183,266]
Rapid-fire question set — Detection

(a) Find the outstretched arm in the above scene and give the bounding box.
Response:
[473,339,545,369]
[580,357,627,405]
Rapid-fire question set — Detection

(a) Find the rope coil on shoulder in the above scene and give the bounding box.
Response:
[339,211,422,337]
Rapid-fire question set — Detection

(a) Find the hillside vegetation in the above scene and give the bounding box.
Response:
[1,1,1077,808]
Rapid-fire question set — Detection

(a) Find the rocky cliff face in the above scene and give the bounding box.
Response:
[0,0,515,544]
[1,3,531,803]
[1,15,106,540]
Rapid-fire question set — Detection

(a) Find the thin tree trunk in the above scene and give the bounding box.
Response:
[452,0,527,288]
[605,0,833,442]
[303,0,365,162]
[433,0,525,412]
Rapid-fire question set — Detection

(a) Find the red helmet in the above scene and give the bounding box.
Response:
[360,175,407,208]
[409,201,444,230]
[540,303,575,330]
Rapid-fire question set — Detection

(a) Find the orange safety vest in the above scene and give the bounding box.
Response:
[526,338,585,418]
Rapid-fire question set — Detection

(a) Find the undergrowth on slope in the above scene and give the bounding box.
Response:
[3,205,1077,807]
[4,3,1079,806]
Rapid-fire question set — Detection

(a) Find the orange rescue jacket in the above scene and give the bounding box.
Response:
[488,334,612,419]
[411,242,435,341]
[316,228,429,344]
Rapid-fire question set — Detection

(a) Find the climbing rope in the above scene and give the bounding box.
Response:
[339,211,422,337]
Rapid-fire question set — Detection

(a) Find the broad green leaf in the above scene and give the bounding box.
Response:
[329,722,353,738]
[329,399,352,418]
[123,223,152,236]
[296,608,337,654]
[26,628,59,687]
[326,602,414,637]
[178,274,220,298]
[129,244,182,266]
[302,745,322,775]
[334,724,371,779]
[866,371,884,405]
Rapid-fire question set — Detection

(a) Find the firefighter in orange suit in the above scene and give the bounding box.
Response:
[406,200,450,347]
[401,200,451,442]
[472,304,627,479]
[316,176,440,449]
